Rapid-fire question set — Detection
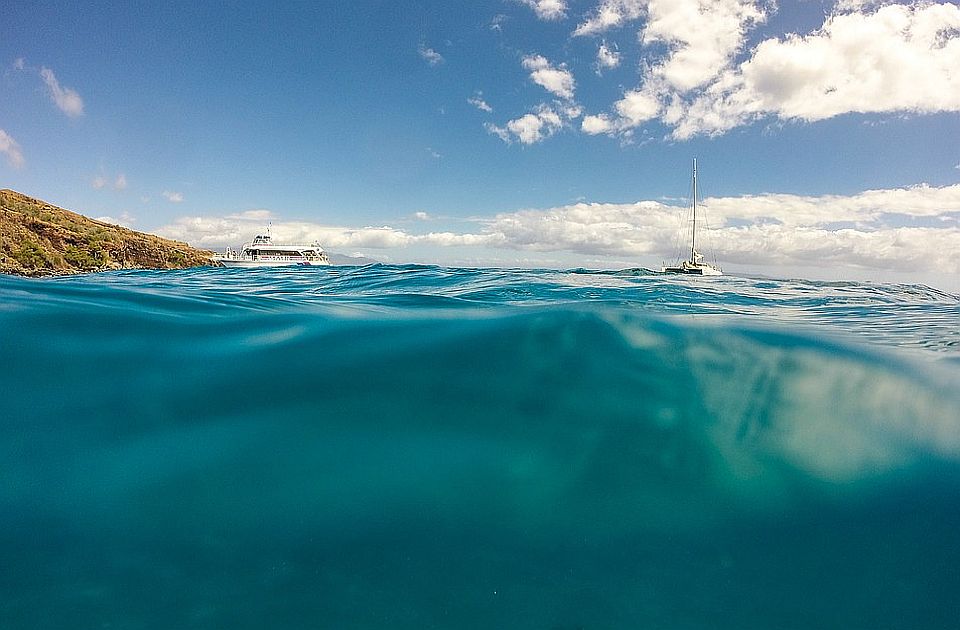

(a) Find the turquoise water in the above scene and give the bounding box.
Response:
[2,265,959,629]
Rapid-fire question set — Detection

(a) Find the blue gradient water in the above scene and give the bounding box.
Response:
[2,265,959,629]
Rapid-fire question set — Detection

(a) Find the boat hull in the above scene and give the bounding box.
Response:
[661,264,722,276]
[215,258,330,268]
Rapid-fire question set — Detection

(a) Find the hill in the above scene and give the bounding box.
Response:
[328,252,379,266]
[0,189,214,276]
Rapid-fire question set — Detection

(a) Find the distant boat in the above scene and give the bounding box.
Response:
[661,158,722,276]
[213,228,331,267]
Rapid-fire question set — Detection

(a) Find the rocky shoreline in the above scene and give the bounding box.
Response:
[0,189,216,277]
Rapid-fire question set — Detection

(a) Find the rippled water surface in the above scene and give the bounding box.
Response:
[2,265,959,629]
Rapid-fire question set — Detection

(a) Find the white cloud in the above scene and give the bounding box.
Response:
[154,184,960,277]
[491,14,508,31]
[12,57,25,71]
[484,122,513,143]
[163,190,184,203]
[419,44,444,66]
[156,214,502,251]
[0,129,25,169]
[414,211,431,221]
[468,92,493,112]
[518,0,568,21]
[582,114,615,134]
[39,66,84,117]
[576,1,960,141]
[91,176,107,189]
[834,0,886,11]
[510,113,553,144]
[476,183,960,273]
[574,0,646,36]
[614,89,661,125]
[487,105,566,145]
[583,0,768,138]
[733,3,960,122]
[643,0,766,92]
[227,209,274,221]
[522,54,576,100]
[596,42,621,72]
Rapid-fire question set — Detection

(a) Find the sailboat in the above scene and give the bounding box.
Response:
[661,158,722,276]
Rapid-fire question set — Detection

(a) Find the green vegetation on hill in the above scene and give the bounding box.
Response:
[0,189,214,276]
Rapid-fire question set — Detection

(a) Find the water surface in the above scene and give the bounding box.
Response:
[2,265,959,628]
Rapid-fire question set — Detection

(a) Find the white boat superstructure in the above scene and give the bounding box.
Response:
[662,159,722,276]
[213,231,331,267]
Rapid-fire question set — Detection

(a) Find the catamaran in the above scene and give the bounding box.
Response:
[662,158,722,276]
[213,228,331,267]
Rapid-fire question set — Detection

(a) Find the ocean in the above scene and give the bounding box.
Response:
[2,265,959,629]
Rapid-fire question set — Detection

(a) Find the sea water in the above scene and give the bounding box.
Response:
[1,265,959,629]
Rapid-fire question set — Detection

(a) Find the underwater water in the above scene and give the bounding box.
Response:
[2,265,959,629]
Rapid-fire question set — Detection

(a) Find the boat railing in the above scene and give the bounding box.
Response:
[215,248,328,262]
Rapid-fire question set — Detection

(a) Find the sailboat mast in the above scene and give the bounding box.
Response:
[691,158,697,261]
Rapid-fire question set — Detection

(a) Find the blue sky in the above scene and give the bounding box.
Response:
[2,1,959,287]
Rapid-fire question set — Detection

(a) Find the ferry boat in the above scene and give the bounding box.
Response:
[213,230,331,267]
[661,158,722,276]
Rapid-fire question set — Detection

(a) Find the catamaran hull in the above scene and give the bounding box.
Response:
[661,266,722,276]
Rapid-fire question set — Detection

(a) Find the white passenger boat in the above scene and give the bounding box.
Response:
[662,159,722,276]
[213,230,331,267]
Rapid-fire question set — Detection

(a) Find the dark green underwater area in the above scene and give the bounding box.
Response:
[2,265,959,628]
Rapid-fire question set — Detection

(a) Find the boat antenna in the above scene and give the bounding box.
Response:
[691,157,697,262]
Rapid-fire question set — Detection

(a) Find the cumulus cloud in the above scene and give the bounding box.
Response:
[476,183,960,273]
[227,209,274,221]
[468,92,493,112]
[12,57,25,71]
[91,176,107,189]
[0,129,25,168]
[155,214,501,251]
[483,122,512,144]
[39,66,85,117]
[596,42,621,73]
[721,3,960,125]
[154,184,960,276]
[643,0,766,92]
[486,105,566,145]
[615,89,661,125]
[522,54,576,100]
[575,1,960,141]
[163,190,184,203]
[574,0,646,36]
[419,44,444,66]
[581,114,615,135]
[580,0,768,138]
[484,53,584,144]
[518,0,568,21]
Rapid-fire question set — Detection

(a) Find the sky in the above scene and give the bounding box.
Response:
[2,0,959,288]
